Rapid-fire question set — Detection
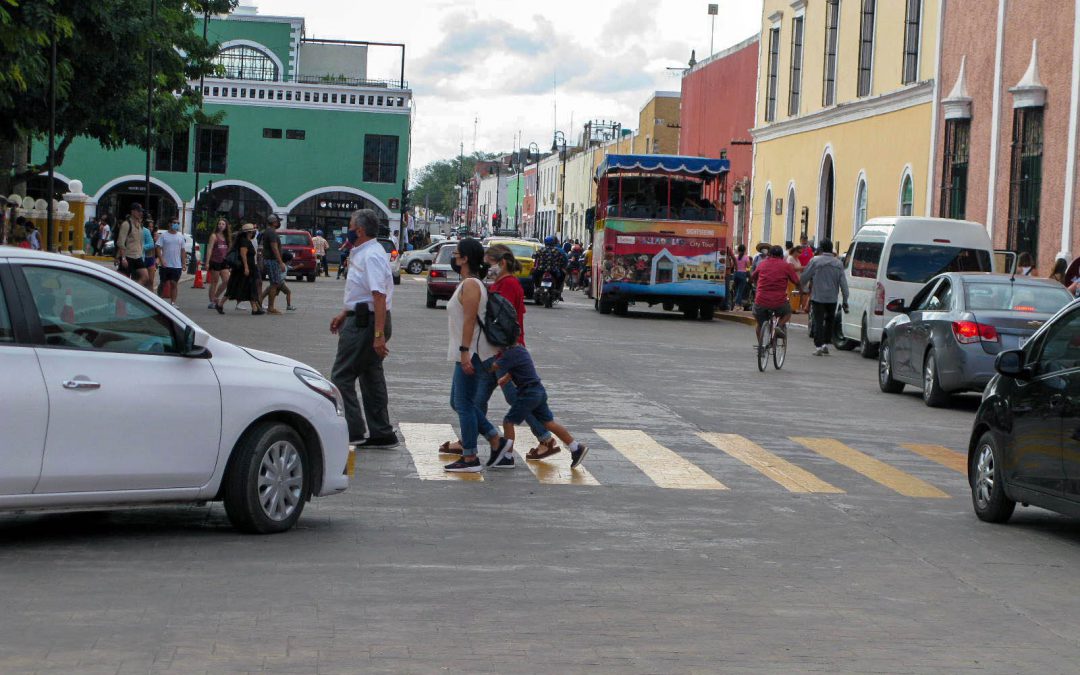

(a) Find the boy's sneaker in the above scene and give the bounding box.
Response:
[488,451,516,470]
[570,444,589,469]
[444,457,482,473]
[486,437,513,467]
[822,345,830,355]
[813,346,825,356]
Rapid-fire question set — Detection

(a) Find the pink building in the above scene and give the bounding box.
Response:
[679,35,759,246]
[933,0,1080,271]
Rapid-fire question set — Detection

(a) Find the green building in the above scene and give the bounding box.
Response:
[33,3,411,244]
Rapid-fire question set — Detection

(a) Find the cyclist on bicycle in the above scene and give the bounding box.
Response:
[750,245,800,337]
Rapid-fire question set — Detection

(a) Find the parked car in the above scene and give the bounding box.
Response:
[878,273,1073,406]
[426,244,460,307]
[837,217,996,358]
[277,229,318,282]
[377,237,402,285]
[967,298,1080,523]
[400,241,451,275]
[0,249,350,533]
[485,238,541,296]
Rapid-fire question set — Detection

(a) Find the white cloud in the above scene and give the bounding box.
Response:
[248,0,763,177]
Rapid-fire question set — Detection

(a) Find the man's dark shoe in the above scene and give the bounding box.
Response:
[445,457,482,473]
[357,434,399,449]
[570,444,589,469]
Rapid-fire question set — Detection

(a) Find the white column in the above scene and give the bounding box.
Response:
[986,0,1008,235]
[1061,0,1080,259]
[925,0,947,216]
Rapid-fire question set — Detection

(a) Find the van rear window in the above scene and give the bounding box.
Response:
[851,242,884,278]
[886,244,991,283]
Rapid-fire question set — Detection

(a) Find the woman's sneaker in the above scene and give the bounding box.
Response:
[444,457,482,473]
[488,451,516,470]
[485,437,513,467]
[570,444,589,468]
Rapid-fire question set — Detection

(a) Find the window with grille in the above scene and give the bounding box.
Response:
[789,16,804,116]
[195,125,229,174]
[1007,107,1044,259]
[822,0,840,106]
[857,0,876,97]
[155,129,188,173]
[939,119,970,220]
[902,0,922,84]
[213,45,279,82]
[363,135,399,184]
[899,174,914,216]
[765,26,781,122]
[262,128,282,139]
[286,129,306,140]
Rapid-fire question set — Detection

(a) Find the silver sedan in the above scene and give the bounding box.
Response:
[878,272,1073,406]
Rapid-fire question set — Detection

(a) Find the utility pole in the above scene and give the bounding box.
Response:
[145,0,157,214]
[46,14,56,251]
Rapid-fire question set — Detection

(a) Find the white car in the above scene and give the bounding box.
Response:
[399,241,451,275]
[376,237,402,285]
[0,249,350,533]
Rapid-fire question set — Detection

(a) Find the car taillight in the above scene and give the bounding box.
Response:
[873,282,885,316]
[952,320,998,344]
[310,247,316,256]
[429,269,443,278]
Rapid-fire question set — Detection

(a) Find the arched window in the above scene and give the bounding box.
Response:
[899,172,914,216]
[763,188,773,242]
[214,45,279,82]
[855,177,868,231]
[785,185,796,244]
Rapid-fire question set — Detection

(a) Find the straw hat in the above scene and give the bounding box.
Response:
[241,223,256,233]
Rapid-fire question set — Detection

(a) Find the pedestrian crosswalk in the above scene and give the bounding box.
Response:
[372,423,969,499]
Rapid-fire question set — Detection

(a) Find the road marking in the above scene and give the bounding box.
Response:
[514,430,600,485]
[595,429,726,490]
[698,433,843,494]
[398,423,484,481]
[901,443,967,474]
[791,437,950,498]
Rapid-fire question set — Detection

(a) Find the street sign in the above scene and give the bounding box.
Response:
[708,4,718,14]
[389,198,400,210]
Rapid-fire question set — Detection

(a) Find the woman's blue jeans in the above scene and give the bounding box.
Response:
[475,357,553,443]
[450,354,497,457]
[732,271,749,307]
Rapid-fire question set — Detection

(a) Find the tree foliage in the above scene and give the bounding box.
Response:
[411,151,498,217]
[0,0,236,180]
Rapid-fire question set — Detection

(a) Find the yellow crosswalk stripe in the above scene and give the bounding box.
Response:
[595,429,726,490]
[791,437,949,498]
[517,430,599,485]
[398,423,484,481]
[698,433,843,494]
[346,449,356,478]
[901,443,967,474]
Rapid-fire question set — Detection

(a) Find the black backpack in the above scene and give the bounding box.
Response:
[478,291,520,348]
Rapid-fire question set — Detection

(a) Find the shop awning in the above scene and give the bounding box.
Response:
[596,154,730,180]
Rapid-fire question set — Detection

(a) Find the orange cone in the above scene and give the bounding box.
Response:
[192,266,204,289]
[61,289,75,323]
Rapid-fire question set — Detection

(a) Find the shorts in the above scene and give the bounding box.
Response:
[209,260,228,272]
[159,267,182,283]
[504,385,554,425]
[144,256,157,269]
[124,256,146,272]
[753,301,792,324]
[265,259,285,286]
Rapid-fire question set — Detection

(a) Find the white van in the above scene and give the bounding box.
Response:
[835,217,995,357]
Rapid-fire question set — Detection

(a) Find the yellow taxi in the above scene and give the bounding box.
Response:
[486,238,541,295]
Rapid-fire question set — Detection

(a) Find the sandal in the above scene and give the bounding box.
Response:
[526,439,561,461]
[438,440,464,455]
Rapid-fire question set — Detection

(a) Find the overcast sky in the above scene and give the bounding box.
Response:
[252,0,764,178]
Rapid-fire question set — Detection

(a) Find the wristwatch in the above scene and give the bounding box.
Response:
[374,331,384,338]
[459,346,469,353]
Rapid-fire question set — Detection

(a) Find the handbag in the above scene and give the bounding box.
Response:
[224,248,241,270]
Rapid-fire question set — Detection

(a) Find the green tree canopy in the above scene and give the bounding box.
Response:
[411,151,499,217]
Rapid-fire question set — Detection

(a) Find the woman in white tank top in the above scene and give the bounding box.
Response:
[444,238,510,473]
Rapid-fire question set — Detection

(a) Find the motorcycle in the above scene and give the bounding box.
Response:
[533,271,560,308]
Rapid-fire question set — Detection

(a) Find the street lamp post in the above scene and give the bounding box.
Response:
[528,142,540,238]
[552,131,567,241]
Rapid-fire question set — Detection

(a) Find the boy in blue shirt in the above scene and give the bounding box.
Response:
[491,344,588,470]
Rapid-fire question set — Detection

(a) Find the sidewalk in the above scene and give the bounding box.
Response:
[714,306,810,330]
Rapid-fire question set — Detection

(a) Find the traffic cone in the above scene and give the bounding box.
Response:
[192,266,204,289]
[61,289,75,323]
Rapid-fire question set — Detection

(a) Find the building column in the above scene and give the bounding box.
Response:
[1061,0,1080,259]
[986,0,1008,236]
[65,179,88,256]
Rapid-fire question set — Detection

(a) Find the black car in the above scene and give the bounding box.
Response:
[969,298,1080,522]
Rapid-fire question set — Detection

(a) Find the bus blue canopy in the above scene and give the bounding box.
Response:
[596,154,731,180]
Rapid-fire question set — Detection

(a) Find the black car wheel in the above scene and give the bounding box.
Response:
[698,303,715,321]
[596,296,613,314]
[878,337,905,394]
[223,422,310,534]
[971,431,1016,523]
[922,349,951,407]
[860,317,879,359]
[426,290,437,308]
[614,301,630,316]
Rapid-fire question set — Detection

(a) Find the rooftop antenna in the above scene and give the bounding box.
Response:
[472,115,478,155]
[708,4,718,56]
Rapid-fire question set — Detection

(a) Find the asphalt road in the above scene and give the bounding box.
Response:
[3,272,1080,674]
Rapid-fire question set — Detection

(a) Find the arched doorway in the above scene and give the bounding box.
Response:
[96,179,180,226]
[25,174,70,203]
[785,185,796,245]
[193,184,273,231]
[818,154,835,242]
[288,191,390,262]
[763,187,773,243]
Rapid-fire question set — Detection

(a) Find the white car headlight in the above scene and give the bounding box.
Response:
[295,367,345,416]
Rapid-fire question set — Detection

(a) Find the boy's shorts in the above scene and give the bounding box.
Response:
[504,385,554,425]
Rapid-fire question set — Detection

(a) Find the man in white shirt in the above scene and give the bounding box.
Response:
[329,209,397,448]
[156,221,188,305]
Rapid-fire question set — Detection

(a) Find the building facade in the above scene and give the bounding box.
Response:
[932,0,1080,269]
[34,5,411,244]
[751,0,939,251]
[680,35,759,245]
[632,92,682,155]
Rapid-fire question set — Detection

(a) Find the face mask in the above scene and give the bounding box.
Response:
[346,229,359,244]
[485,265,499,280]
[450,259,462,274]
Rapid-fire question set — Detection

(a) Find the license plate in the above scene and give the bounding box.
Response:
[541,281,552,288]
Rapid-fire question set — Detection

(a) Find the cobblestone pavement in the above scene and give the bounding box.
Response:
[3,274,1079,674]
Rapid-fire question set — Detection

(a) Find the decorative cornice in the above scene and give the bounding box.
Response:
[942,55,972,120]
[790,0,807,16]
[1010,39,1047,109]
[752,81,933,143]
[768,10,783,26]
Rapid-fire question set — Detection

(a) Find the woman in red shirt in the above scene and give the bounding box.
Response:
[438,244,559,460]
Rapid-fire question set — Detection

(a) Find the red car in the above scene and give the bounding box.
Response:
[426,244,461,307]
[277,229,318,282]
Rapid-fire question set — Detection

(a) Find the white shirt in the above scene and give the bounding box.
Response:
[156,231,186,268]
[343,237,394,311]
[447,277,497,362]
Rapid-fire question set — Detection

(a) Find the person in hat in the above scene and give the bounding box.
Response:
[224,223,264,315]
[115,203,151,288]
[258,214,290,314]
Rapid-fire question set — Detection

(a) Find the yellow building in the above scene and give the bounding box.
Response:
[751,0,939,251]
[632,91,681,155]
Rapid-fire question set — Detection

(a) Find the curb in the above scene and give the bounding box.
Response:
[713,311,757,327]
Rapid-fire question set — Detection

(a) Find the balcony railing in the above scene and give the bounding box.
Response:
[295,75,408,89]
[200,77,411,113]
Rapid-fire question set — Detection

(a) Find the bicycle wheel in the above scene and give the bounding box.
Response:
[756,323,769,372]
[773,323,787,370]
